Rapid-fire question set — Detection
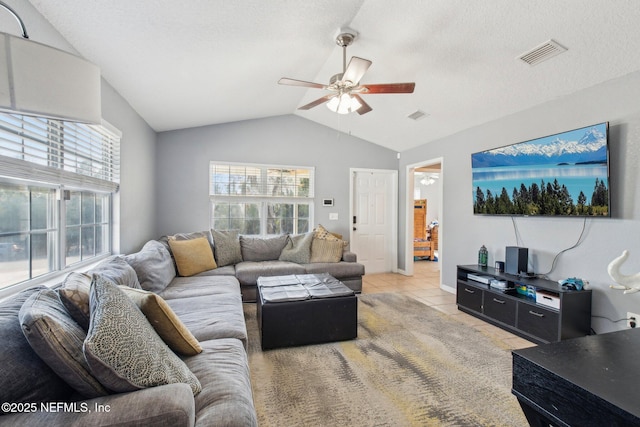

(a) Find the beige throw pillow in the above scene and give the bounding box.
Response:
[168,237,217,276]
[310,238,344,263]
[120,287,202,356]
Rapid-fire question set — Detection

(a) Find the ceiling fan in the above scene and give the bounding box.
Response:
[278,31,415,115]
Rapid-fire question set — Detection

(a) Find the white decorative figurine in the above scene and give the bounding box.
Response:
[608,250,640,294]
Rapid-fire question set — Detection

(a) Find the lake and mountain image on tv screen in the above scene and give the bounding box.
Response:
[472,123,609,216]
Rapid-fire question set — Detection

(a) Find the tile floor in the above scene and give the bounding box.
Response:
[362,260,536,350]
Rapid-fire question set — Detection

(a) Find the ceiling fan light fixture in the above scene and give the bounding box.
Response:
[326,93,361,114]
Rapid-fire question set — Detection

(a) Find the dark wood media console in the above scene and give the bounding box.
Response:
[456,265,592,344]
[512,328,640,426]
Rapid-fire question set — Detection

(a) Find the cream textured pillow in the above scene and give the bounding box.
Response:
[310,238,344,263]
[84,276,201,395]
[168,237,217,276]
[120,287,202,356]
[314,224,341,241]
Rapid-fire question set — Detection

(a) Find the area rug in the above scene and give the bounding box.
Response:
[244,293,527,426]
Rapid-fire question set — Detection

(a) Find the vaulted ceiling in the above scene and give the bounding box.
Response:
[25,0,640,151]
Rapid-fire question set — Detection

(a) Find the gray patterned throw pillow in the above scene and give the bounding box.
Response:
[83,275,202,396]
[279,232,314,264]
[19,288,109,398]
[211,229,243,267]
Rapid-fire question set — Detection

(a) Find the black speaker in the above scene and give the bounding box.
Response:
[505,246,528,275]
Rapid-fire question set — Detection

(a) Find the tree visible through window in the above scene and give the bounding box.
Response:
[0,113,120,291]
[210,162,314,235]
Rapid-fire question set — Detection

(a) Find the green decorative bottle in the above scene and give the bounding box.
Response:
[478,245,488,268]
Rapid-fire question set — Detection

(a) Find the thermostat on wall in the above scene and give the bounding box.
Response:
[322,198,334,206]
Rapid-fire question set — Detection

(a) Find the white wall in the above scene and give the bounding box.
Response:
[155,115,398,239]
[399,70,640,334]
[8,0,158,255]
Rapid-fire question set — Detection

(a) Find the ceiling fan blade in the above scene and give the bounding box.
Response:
[341,56,372,85]
[278,78,327,89]
[359,82,416,94]
[352,94,372,115]
[298,94,336,110]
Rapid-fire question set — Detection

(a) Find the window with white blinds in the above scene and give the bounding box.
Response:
[0,113,121,192]
[209,162,314,235]
[0,113,120,292]
[209,163,313,198]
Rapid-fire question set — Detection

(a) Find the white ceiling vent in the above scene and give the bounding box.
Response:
[407,110,428,121]
[518,39,567,66]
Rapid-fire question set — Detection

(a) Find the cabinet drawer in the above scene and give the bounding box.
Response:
[457,283,482,313]
[484,293,516,326]
[518,302,559,342]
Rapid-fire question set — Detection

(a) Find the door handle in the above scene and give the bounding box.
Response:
[492,298,506,304]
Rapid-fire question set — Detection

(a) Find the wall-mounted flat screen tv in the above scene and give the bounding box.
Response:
[472,122,610,216]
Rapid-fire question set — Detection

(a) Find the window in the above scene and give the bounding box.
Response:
[0,113,120,291]
[210,162,314,235]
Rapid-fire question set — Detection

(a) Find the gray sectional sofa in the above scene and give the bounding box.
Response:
[0,228,364,426]
[160,228,364,302]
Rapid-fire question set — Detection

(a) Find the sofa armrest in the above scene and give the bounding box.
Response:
[342,251,357,262]
[0,383,195,427]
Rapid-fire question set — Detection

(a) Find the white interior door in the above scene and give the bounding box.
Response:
[350,169,397,274]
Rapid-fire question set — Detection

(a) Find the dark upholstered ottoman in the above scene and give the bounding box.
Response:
[257,273,357,350]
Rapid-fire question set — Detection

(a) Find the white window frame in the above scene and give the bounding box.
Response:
[209,161,314,236]
[0,113,120,294]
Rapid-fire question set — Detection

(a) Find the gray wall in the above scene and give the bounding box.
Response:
[399,70,640,333]
[9,0,158,255]
[155,114,398,239]
[100,82,158,254]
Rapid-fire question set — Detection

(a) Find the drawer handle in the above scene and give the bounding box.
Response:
[464,288,475,294]
[492,298,506,304]
[529,310,545,318]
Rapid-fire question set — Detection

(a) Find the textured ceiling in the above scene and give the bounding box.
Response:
[23,0,640,151]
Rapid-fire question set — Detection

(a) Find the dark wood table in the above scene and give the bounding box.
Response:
[512,328,640,426]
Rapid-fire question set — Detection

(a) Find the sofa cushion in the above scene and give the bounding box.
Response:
[19,288,109,398]
[279,232,313,264]
[240,234,288,262]
[57,271,93,330]
[303,261,365,279]
[88,256,142,289]
[0,286,73,413]
[235,260,306,286]
[310,238,344,263]
[168,237,217,277]
[84,276,201,396]
[119,287,202,356]
[59,273,203,356]
[190,264,236,277]
[124,240,176,293]
[166,293,248,347]
[159,275,241,300]
[184,338,257,427]
[211,229,243,267]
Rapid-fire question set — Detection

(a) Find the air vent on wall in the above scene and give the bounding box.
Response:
[518,39,567,66]
[407,110,428,121]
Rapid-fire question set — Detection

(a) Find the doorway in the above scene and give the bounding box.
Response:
[349,168,398,274]
[405,158,443,279]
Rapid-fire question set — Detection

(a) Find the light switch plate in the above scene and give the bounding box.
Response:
[329,213,339,220]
